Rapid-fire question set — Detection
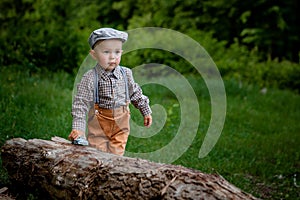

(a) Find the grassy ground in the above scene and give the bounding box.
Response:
[0,67,299,199]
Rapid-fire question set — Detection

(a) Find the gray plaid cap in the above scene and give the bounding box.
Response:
[88,28,128,49]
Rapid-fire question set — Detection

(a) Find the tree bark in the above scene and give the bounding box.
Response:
[1,137,259,200]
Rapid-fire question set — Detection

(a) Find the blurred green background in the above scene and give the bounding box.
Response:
[0,0,299,199]
[1,0,299,90]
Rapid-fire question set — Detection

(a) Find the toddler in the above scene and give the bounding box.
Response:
[69,28,152,155]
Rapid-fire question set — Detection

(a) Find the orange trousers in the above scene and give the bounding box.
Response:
[87,104,130,156]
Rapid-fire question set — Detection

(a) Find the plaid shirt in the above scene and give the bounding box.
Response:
[72,65,152,132]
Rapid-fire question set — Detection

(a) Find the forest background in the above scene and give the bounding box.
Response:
[0,0,299,199]
[1,0,299,90]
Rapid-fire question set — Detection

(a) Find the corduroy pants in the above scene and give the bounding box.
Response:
[87,103,130,156]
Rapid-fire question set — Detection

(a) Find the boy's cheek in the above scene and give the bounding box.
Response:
[116,58,121,64]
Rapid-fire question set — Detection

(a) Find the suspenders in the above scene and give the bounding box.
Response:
[120,67,130,103]
[94,67,100,104]
[93,67,129,105]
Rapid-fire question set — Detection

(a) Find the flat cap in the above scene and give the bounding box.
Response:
[88,28,128,49]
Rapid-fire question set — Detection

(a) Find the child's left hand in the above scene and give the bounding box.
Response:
[144,115,152,127]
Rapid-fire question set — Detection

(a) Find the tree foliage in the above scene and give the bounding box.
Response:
[123,0,299,61]
[0,0,119,72]
[0,0,299,90]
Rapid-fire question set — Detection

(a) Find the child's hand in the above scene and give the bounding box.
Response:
[144,115,152,127]
[68,130,85,141]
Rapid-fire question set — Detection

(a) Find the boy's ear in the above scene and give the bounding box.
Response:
[89,50,97,60]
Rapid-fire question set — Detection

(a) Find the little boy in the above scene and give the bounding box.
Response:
[69,28,152,155]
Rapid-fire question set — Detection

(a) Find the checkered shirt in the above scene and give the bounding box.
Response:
[71,65,152,132]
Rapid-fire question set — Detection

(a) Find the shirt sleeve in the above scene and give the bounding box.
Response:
[126,68,152,116]
[71,70,94,132]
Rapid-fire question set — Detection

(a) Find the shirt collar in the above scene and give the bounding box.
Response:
[96,64,122,80]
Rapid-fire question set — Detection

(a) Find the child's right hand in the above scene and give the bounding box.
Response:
[68,130,85,141]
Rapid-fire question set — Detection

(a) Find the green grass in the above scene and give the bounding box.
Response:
[0,68,73,144]
[0,67,299,199]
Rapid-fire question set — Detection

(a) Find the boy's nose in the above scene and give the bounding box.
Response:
[109,53,116,59]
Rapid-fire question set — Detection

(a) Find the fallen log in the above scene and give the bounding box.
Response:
[1,137,259,200]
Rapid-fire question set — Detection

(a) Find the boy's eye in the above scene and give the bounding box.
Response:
[103,51,109,54]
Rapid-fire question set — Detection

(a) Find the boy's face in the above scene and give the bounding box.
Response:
[90,39,123,71]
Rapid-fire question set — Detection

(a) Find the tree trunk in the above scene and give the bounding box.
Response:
[1,137,259,200]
